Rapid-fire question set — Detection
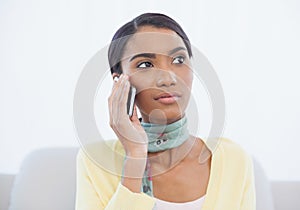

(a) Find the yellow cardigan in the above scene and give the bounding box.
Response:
[75,137,256,210]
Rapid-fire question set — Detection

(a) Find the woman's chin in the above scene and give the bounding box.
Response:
[141,112,184,124]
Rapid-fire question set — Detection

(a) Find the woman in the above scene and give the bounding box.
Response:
[76,13,256,210]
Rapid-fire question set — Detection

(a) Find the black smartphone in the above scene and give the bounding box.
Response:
[113,75,136,117]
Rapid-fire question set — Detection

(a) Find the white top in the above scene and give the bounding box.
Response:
[153,195,206,210]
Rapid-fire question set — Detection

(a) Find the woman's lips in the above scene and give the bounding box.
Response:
[154,92,181,104]
[156,96,179,104]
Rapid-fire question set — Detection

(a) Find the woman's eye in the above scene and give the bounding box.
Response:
[172,56,185,64]
[137,61,153,69]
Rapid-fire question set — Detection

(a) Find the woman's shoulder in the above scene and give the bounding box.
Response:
[217,137,253,169]
[77,139,124,156]
[219,137,251,156]
[204,137,253,167]
[76,139,125,175]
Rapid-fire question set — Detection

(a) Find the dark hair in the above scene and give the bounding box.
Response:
[108,13,193,75]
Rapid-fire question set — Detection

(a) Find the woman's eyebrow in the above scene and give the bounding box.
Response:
[129,53,156,62]
[168,47,187,55]
[129,47,187,62]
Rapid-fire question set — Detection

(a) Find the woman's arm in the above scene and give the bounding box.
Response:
[108,74,149,193]
[121,152,147,193]
[76,75,156,209]
[75,150,103,210]
[75,150,156,210]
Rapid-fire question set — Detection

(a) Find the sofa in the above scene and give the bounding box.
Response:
[0,147,299,210]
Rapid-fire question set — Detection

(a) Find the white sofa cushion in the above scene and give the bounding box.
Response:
[0,174,15,210]
[8,147,78,210]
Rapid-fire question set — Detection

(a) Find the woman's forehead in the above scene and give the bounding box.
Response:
[122,30,187,59]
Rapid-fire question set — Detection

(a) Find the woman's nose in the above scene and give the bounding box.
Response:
[155,69,177,87]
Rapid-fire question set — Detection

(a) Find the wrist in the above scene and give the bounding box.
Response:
[125,147,148,158]
[122,156,146,178]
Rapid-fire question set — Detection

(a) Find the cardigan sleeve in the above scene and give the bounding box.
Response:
[75,149,104,210]
[240,154,257,210]
[104,182,156,210]
[75,149,156,210]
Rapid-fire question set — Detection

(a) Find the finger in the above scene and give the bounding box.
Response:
[110,74,123,96]
[112,74,126,106]
[130,103,140,123]
[112,84,123,123]
[111,75,129,124]
[111,76,132,140]
[109,74,123,126]
[118,75,131,117]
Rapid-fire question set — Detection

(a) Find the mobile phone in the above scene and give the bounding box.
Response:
[113,75,136,117]
[127,85,136,117]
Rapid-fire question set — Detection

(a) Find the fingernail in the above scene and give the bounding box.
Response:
[113,76,119,82]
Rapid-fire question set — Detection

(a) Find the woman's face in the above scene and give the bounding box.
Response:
[120,26,193,124]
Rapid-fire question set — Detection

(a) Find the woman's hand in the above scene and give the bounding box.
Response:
[108,74,148,157]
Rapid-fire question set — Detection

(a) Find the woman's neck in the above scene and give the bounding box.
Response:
[147,135,201,176]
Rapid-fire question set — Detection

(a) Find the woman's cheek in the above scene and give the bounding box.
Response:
[134,91,153,114]
[180,70,193,89]
[130,73,154,92]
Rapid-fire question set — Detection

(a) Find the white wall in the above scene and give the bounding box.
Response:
[0,0,299,180]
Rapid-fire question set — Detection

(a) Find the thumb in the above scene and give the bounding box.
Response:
[130,103,140,123]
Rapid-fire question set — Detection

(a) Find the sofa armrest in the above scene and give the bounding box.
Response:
[0,174,15,210]
[271,181,300,210]
[252,158,275,210]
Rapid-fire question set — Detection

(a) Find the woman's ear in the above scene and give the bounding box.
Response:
[112,73,120,80]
